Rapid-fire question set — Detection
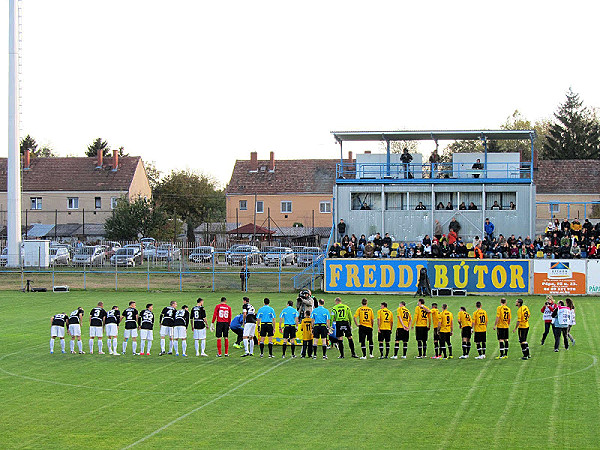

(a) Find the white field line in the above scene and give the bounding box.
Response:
[122,358,291,449]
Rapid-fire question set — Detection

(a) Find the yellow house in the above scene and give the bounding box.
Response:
[226,151,352,230]
[0,150,151,236]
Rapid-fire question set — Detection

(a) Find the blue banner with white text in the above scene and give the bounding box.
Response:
[324,259,530,294]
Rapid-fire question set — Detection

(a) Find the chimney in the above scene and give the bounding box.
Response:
[348,151,353,162]
[112,149,119,171]
[250,151,258,171]
[96,149,103,168]
[364,150,371,154]
[533,147,539,171]
[24,148,30,170]
[269,151,275,171]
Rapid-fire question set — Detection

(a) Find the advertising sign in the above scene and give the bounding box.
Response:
[324,259,529,294]
[533,260,586,295]
[586,260,600,294]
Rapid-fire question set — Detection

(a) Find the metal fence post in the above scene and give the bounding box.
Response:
[179,256,182,292]
[147,254,150,292]
[212,251,215,292]
[115,256,118,291]
[83,263,87,290]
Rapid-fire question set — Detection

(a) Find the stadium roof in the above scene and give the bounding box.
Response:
[331,130,536,143]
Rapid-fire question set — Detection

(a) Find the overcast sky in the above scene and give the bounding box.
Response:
[1,0,599,187]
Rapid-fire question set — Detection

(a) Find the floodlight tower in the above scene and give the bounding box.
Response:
[7,0,22,267]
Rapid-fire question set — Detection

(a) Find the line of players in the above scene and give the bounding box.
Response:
[50,295,532,360]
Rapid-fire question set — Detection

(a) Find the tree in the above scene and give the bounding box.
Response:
[144,161,162,190]
[543,88,600,160]
[37,145,57,157]
[20,135,37,155]
[86,138,110,157]
[104,196,168,240]
[153,170,225,243]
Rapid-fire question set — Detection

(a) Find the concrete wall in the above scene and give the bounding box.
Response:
[226,193,333,228]
[335,182,535,242]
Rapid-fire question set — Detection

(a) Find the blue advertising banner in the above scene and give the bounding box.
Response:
[324,259,530,294]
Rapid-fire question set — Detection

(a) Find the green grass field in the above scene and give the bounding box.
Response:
[0,290,598,448]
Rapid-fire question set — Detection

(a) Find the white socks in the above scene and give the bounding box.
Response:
[249,339,254,354]
[89,339,94,353]
[244,339,249,354]
[169,340,174,353]
[140,340,146,354]
[161,339,166,353]
[60,339,65,352]
[98,340,103,353]
[77,340,82,352]
[182,340,187,355]
[174,340,179,354]
[70,340,75,352]
[195,340,199,355]
[50,338,54,352]
[132,341,137,354]
[201,340,206,354]
[123,340,128,354]
[147,341,152,353]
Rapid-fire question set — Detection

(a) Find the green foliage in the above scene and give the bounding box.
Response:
[20,135,57,157]
[104,196,168,240]
[543,88,600,160]
[154,170,225,242]
[85,138,110,157]
[144,160,162,190]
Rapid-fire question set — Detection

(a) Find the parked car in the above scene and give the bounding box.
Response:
[292,245,305,263]
[226,245,260,265]
[156,244,181,261]
[0,245,25,265]
[102,241,121,259]
[49,247,70,265]
[297,247,322,267]
[72,245,104,266]
[263,247,295,266]
[110,247,142,267]
[143,245,157,260]
[189,246,215,263]
[140,237,156,248]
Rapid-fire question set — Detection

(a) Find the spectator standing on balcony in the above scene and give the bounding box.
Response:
[484,218,495,241]
[415,201,426,210]
[509,201,516,210]
[472,158,484,178]
[337,219,346,242]
[446,201,453,210]
[459,202,467,210]
[436,202,445,210]
[434,220,442,240]
[429,148,440,178]
[360,202,371,210]
[491,200,502,210]
[401,148,413,179]
[468,202,478,210]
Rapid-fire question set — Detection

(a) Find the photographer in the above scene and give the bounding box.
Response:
[296,289,316,318]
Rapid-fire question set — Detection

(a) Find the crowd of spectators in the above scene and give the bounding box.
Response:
[328,217,600,260]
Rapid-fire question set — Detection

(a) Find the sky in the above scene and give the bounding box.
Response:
[1,0,599,188]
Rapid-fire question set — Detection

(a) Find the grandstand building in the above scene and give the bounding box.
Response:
[331,130,536,244]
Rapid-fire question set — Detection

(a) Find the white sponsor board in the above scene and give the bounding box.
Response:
[587,260,600,294]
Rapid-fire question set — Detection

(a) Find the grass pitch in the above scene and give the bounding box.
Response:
[0,290,598,449]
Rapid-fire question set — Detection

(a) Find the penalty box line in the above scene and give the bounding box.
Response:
[122,358,291,449]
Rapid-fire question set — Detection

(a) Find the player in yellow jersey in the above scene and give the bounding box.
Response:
[412,298,431,358]
[513,298,531,360]
[299,311,313,358]
[472,301,488,359]
[457,307,472,359]
[377,302,394,359]
[430,303,442,359]
[438,304,453,359]
[493,297,511,359]
[393,301,412,359]
[354,298,374,359]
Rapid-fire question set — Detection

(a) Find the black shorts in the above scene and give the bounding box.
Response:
[496,327,509,340]
[415,326,428,342]
[461,326,472,339]
[474,331,487,343]
[313,324,328,339]
[378,329,391,342]
[439,331,451,343]
[395,328,409,342]
[358,325,373,343]
[433,329,440,341]
[215,322,229,338]
[518,327,529,343]
[260,323,274,337]
[336,321,352,338]
[283,325,297,339]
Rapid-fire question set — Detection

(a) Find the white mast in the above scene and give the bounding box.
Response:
[7,0,22,267]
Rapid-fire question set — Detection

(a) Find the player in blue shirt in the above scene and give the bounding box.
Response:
[311,299,331,359]
[279,300,299,358]
[230,313,244,348]
[256,298,276,358]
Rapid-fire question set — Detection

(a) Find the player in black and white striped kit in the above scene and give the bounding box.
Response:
[68,307,85,354]
[139,304,154,356]
[173,305,190,356]
[122,301,139,355]
[50,312,68,354]
[89,301,107,354]
[159,301,177,356]
[105,306,121,355]
[191,298,208,357]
